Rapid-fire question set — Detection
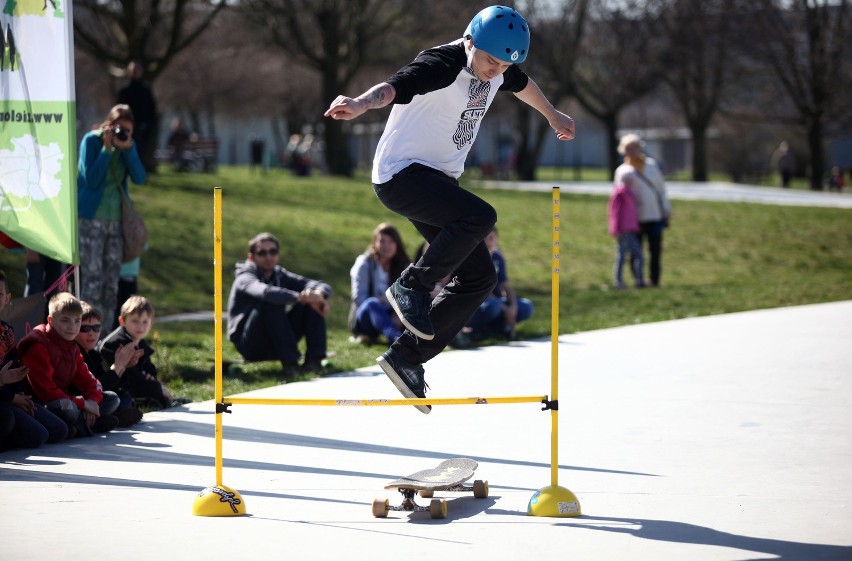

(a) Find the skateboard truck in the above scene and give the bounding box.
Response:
[372,490,446,519]
[373,481,489,519]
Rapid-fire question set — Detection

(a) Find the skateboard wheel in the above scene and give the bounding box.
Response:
[419,489,434,498]
[372,498,389,518]
[429,499,447,519]
[473,479,489,499]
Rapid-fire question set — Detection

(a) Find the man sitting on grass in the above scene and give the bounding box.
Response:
[227,232,332,378]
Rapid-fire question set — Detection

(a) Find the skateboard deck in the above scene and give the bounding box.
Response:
[373,458,489,519]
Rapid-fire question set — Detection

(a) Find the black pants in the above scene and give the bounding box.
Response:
[639,220,666,286]
[114,276,138,329]
[26,253,67,324]
[374,164,497,365]
[232,302,326,366]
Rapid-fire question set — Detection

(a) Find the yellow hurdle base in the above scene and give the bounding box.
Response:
[527,485,581,517]
[192,484,247,517]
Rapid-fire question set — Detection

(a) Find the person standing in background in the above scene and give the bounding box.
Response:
[614,134,671,287]
[117,60,157,172]
[771,141,795,188]
[77,104,147,332]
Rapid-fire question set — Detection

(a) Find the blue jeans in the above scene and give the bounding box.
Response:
[466,296,534,338]
[355,297,402,343]
[233,302,327,366]
[0,402,68,449]
[46,391,120,435]
[374,164,497,364]
[614,232,644,287]
[0,403,14,447]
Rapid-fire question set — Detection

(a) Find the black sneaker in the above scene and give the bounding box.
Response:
[281,362,305,379]
[386,278,434,340]
[302,358,326,374]
[92,414,119,433]
[114,407,143,427]
[377,348,431,414]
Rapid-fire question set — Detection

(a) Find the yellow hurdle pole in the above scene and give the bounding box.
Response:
[224,395,547,407]
[213,187,224,486]
[551,186,560,487]
[193,186,245,517]
[528,186,579,517]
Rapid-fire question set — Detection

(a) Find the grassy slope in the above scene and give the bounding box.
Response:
[2,166,849,400]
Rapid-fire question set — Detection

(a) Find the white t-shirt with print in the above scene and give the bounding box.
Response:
[372,40,529,184]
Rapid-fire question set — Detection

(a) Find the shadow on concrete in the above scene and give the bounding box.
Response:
[0,416,656,493]
[3,416,658,475]
[564,516,852,561]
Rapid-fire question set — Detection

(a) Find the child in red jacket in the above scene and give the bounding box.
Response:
[18,292,120,437]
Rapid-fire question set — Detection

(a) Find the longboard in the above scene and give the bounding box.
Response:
[373,458,489,519]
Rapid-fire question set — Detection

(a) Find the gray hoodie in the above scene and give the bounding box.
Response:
[226,260,332,342]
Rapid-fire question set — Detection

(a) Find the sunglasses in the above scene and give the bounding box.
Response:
[79,324,102,333]
[253,248,279,257]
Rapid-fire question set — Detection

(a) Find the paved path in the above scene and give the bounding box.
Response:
[479,179,852,208]
[3,301,850,561]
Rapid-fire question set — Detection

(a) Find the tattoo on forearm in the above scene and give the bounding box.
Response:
[360,84,393,109]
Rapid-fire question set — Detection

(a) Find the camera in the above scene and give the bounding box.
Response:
[113,124,129,141]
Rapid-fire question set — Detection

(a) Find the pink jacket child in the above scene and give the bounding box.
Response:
[607,181,640,237]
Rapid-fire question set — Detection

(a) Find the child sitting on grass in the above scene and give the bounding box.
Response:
[0,270,68,449]
[98,295,186,409]
[18,292,120,437]
[76,301,144,427]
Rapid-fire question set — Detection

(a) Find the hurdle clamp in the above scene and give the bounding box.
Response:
[541,399,558,411]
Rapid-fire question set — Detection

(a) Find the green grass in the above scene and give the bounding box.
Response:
[2,166,849,402]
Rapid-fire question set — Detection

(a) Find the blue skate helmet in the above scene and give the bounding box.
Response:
[464,5,530,64]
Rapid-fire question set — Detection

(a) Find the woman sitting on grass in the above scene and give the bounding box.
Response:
[348,223,410,346]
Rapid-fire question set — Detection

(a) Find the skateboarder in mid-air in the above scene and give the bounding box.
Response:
[325,5,575,414]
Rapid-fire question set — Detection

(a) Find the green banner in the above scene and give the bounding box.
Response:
[0,0,77,264]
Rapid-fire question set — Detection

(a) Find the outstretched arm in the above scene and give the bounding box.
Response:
[324,83,397,121]
[514,78,575,141]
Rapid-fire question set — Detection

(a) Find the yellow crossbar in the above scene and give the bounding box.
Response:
[223,395,548,407]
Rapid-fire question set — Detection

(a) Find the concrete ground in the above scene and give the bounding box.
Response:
[2,300,851,560]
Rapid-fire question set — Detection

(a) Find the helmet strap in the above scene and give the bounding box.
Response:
[464,41,477,68]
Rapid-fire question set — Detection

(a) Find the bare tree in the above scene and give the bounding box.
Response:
[508,0,588,181]
[74,0,229,167]
[155,14,319,147]
[238,0,415,176]
[750,0,851,189]
[73,0,228,82]
[656,0,736,182]
[570,0,667,177]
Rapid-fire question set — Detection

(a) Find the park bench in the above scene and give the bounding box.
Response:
[157,138,219,173]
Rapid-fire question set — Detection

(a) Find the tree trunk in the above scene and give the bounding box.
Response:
[513,103,553,182]
[691,126,708,182]
[323,119,352,177]
[322,73,353,177]
[514,104,535,181]
[806,116,824,191]
[605,115,619,180]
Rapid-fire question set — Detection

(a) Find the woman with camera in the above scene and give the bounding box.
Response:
[77,104,147,332]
